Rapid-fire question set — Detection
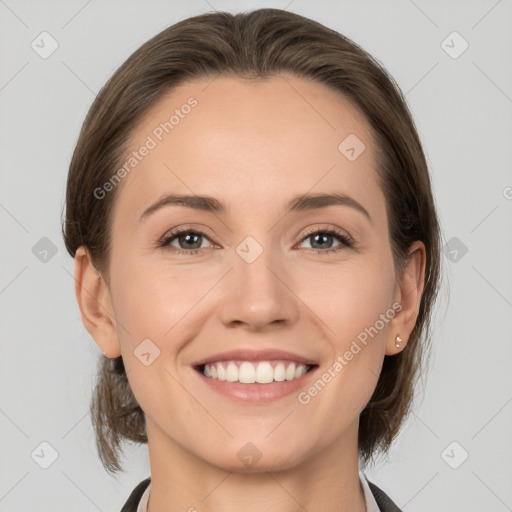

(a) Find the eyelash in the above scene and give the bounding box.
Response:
[158,225,354,256]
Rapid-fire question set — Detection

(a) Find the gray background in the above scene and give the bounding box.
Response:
[1,0,511,510]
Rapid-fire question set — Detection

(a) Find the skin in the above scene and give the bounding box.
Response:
[75,74,425,512]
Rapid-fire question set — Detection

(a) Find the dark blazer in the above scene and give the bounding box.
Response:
[121,477,403,511]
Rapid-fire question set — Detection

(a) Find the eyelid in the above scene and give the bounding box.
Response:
[158,224,221,256]
[159,223,355,255]
[298,224,355,246]
[159,224,218,244]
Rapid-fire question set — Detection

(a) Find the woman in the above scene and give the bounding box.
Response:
[63,8,441,512]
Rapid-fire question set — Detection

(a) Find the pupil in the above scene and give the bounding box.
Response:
[182,233,200,249]
[313,233,332,249]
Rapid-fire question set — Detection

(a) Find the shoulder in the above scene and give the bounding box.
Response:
[367,479,403,512]
[120,477,151,512]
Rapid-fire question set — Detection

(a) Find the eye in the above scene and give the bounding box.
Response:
[297,226,354,254]
[159,225,354,256]
[159,227,216,255]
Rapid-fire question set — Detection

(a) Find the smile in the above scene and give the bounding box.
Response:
[193,360,319,403]
[201,360,314,384]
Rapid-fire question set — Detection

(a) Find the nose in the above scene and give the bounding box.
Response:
[216,242,300,331]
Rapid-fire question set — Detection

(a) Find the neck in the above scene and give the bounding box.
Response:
[145,418,366,512]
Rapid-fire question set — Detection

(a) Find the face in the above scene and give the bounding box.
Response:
[92,74,410,472]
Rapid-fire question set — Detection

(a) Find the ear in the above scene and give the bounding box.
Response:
[385,240,426,356]
[74,246,121,358]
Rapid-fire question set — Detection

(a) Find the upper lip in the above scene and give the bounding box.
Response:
[192,349,318,367]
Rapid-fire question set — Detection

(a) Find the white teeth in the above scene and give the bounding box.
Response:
[216,364,226,381]
[202,360,311,384]
[295,364,307,379]
[285,363,296,381]
[226,362,238,382]
[274,363,286,382]
[239,362,256,383]
[255,362,273,383]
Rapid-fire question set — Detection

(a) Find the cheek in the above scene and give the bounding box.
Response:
[337,276,394,344]
[107,265,200,413]
[303,254,395,339]
[110,260,206,343]
[298,272,396,437]
[307,255,396,399]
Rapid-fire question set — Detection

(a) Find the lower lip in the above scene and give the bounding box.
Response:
[194,366,318,403]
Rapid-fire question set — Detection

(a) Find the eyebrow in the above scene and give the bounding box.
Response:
[139,192,372,224]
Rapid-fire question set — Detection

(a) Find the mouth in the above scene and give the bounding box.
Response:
[194,360,319,384]
[193,360,319,403]
[190,348,320,402]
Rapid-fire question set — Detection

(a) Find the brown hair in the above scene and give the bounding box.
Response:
[62,8,442,474]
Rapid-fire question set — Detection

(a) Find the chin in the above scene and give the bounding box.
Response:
[196,438,310,474]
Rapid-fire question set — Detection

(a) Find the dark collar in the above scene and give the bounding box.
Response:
[121,477,403,512]
[367,479,403,511]
[120,478,151,512]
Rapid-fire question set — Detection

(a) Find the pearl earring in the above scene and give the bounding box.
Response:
[395,335,403,348]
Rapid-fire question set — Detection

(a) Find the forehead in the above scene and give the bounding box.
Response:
[131,73,373,152]
[114,74,383,225]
